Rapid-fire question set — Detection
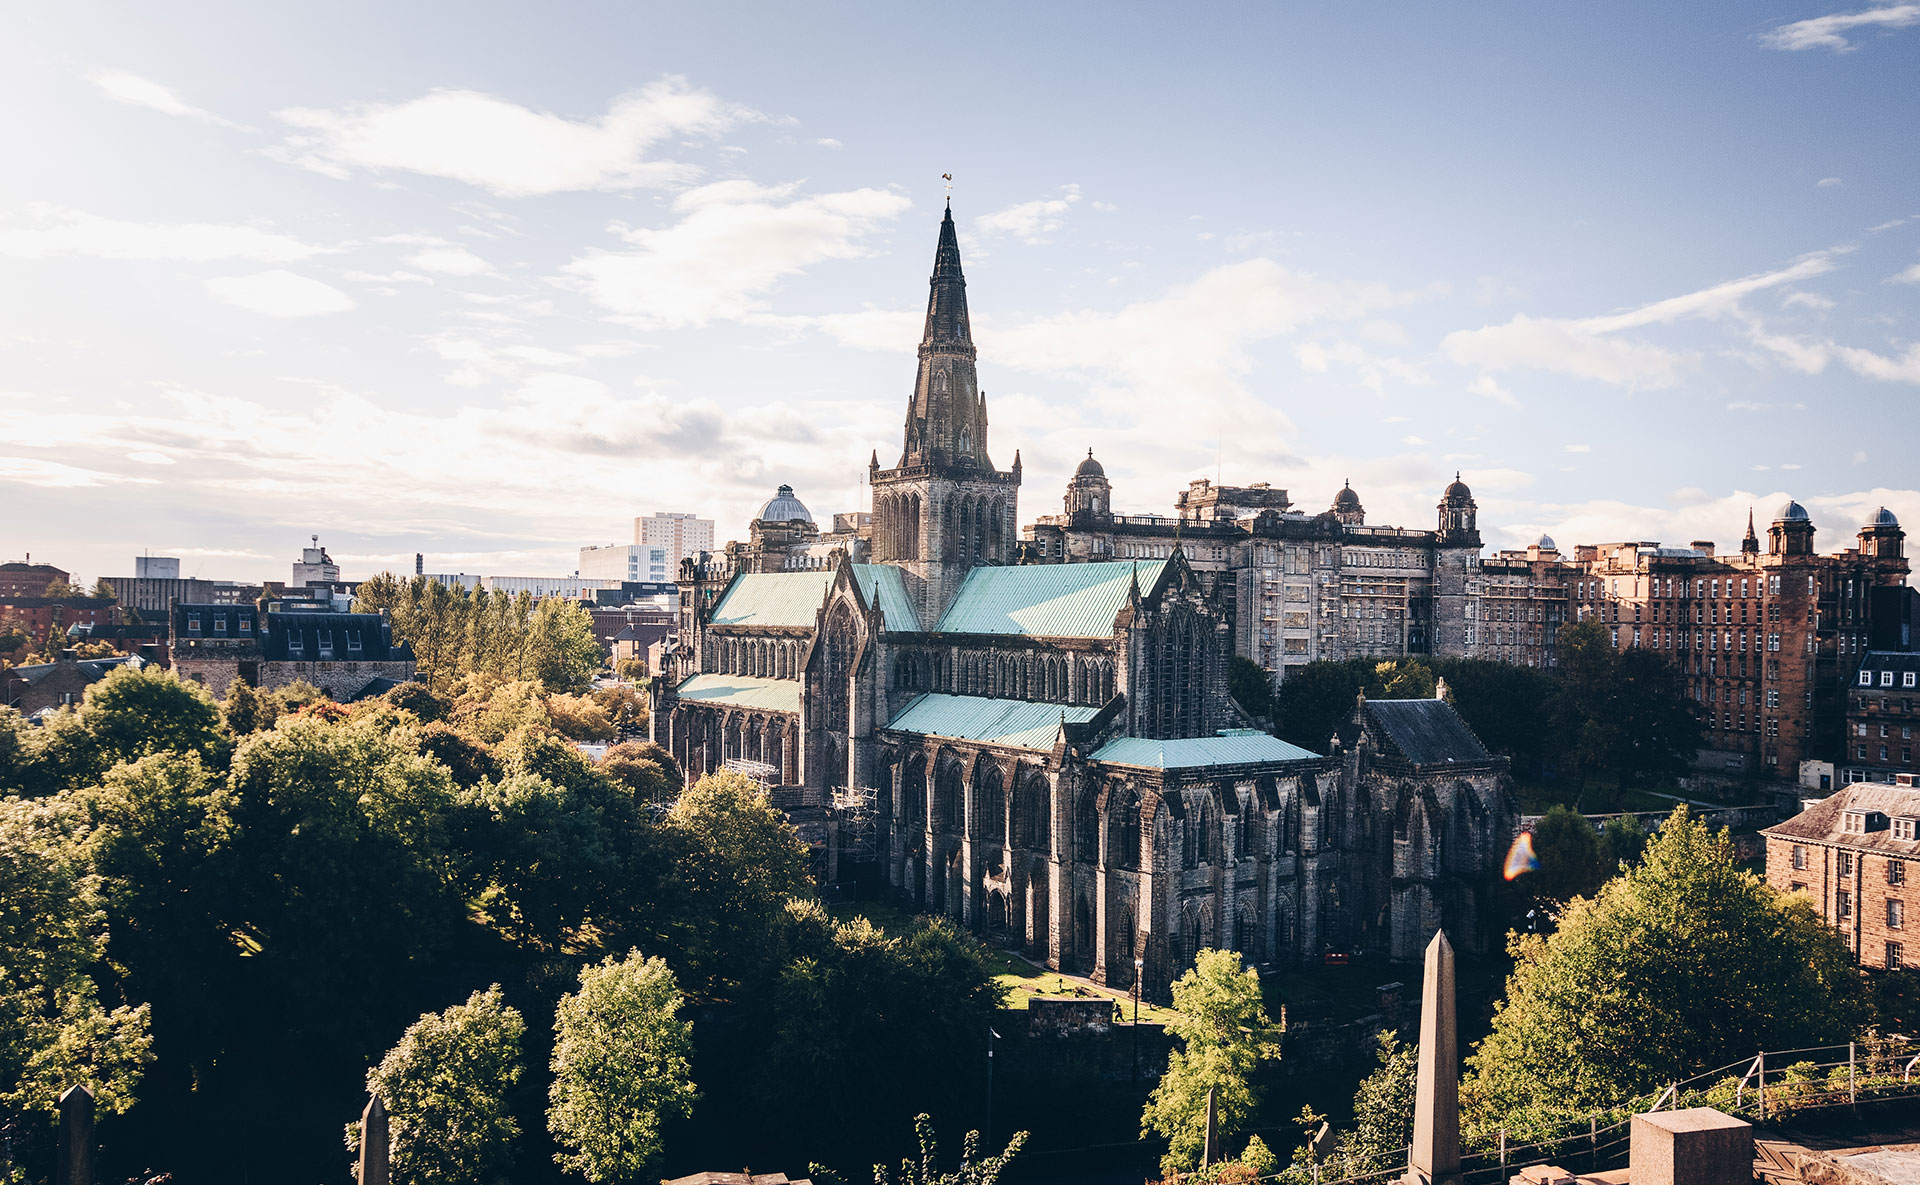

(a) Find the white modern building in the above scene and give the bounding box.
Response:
[291,536,341,587]
[636,513,714,576]
[579,543,672,583]
[481,575,623,600]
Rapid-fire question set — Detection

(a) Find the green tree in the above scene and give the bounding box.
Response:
[351,985,525,1185]
[414,722,499,788]
[548,951,696,1182]
[0,797,153,1123]
[874,1114,1027,1185]
[461,772,621,948]
[1377,658,1436,700]
[601,740,682,804]
[1466,807,1870,1123]
[74,665,229,775]
[656,770,812,992]
[1599,814,1649,870]
[1272,660,1370,752]
[1528,805,1606,903]
[527,597,606,693]
[1333,1031,1418,1174]
[1142,949,1283,1174]
[87,578,119,602]
[220,677,274,737]
[383,680,450,723]
[1228,656,1275,720]
[41,578,83,597]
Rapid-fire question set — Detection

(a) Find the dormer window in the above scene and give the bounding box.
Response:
[188,614,202,633]
[317,631,335,659]
[214,617,227,634]
[239,618,251,634]
[347,631,363,653]
[287,633,304,656]
[1886,671,1898,688]
[1897,819,1918,842]
[1845,810,1887,834]
[1862,671,1876,686]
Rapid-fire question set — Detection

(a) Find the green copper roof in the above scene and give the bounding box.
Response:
[1091,729,1321,770]
[886,693,1099,750]
[849,563,920,631]
[934,560,1166,638]
[673,673,802,714]
[708,570,834,628]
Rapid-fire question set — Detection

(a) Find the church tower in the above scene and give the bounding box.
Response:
[870,203,1021,624]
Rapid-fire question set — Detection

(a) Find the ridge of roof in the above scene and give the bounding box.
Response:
[933,560,1168,638]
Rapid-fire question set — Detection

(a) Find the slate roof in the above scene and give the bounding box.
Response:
[708,571,835,628]
[1857,652,1920,683]
[172,603,259,642]
[886,693,1099,750]
[934,560,1166,638]
[1091,729,1321,770]
[4,655,140,687]
[849,564,920,631]
[673,673,802,714]
[262,612,408,662]
[1362,698,1495,766]
[1764,786,1920,857]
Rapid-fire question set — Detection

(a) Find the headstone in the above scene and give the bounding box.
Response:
[1628,1108,1751,1185]
[1203,1084,1220,1167]
[1403,930,1461,1185]
[56,1084,93,1185]
[358,1094,390,1185]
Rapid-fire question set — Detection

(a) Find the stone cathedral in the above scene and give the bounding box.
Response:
[652,203,1517,997]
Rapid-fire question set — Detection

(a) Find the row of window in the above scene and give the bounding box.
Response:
[1861,670,1920,688]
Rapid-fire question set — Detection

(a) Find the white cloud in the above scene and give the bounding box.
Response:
[1818,176,1844,187]
[1890,263,1920,284]
[974,185,1082,244]
[1442,253,1837,388]
[404,246,497,276]
[206,270,355,317]
[1564,443,1591,453]
[1402,435,1429,446]
[0,206,320,262]
[563,181,912,328]
[1760,4,1920,50]
[1467,373,1518,407]
[1836,342,1920,382]
[1783,290,1835,308]
[88,69,252,131]
[815,138,843,149]
[126,450,175,465]
[271,77,750,197]
[0,457,152,488]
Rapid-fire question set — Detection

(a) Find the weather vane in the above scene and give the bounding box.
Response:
[942,172,953,202]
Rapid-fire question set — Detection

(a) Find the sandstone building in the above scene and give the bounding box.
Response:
[171,603,415,701]
[1765,785,1920,970]
[653,205,1516,995]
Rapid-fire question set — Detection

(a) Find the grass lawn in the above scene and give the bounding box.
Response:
[826,900,1184,1025]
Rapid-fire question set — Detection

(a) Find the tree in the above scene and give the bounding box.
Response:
[383,681,450,723]
[0,797,152,1125]
[656,770,812,992]
[874,1114,1027,1185]
[221,678,274,737]
[1550,620,1700,787]
[88,578,119,602]
[1142,949,1283,1174]
[1272,660,1370,752]
[1334,1031,1418,1174]
[544,692,617,742]
[1377,658,1436,700]
[1228,656,1274,720]
[41,578,83,598]
[1599,814,1649,870]
[414,722,499,788]
[1466,807,1870,1124]
[1527,805,1606,903]
[601,740,682,804]
[527,597,605,693]
[548,951,696,1182]
[460,772,622,948]
[74,665,229,775]
[351,985,525,1185]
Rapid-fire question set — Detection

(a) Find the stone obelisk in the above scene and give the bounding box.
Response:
[1404,929,1461,1185]
[56,1084,93,1185]
[358,1094,390,1185]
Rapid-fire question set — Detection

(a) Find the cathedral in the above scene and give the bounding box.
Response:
[652,203,1516,997]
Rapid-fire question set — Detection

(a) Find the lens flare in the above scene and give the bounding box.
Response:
[1503,831,1540,881]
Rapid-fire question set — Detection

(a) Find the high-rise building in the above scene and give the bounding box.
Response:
[291,536,341,587]
[636,513,714,577]
[579,543,672,583]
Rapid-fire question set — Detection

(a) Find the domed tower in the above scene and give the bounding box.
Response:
[742,484,820,567]
[1438,473,1479,545]
[1065,449,1113,520]
[1859,506,1905,561]
[1768,500,1815,557]
[1330,480,1365,527]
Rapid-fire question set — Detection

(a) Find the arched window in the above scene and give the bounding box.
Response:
[1111,786,1142,870]
[934,760,965,835]
[1014,772,1051,851]
[976,763,1006,844]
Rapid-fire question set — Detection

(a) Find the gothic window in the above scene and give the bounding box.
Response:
[976,763,1006,844]
[1014,772,1051,851]
[1075,786,1101,860]
[821,604,856,732]
[934,759,965,834]
[900,755,927,832]
[1111,786,1142,870]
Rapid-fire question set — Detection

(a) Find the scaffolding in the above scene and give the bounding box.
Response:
[722,757,779,786]
[830,784,881,863]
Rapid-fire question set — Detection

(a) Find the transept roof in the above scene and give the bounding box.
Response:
[933,559,1167,638]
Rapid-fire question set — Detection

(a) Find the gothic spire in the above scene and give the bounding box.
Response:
[1743,507,1760,553]
[922,203,972,347]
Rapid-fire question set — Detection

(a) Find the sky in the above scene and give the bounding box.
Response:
[2,2,1918,586]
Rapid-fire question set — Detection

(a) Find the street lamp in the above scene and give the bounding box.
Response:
[1131,956,1144,1083]
[985,1026,1000,1148]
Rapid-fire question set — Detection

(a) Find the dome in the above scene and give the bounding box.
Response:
[756,484,813,523]
[1075,449,1106,479]
[1333,481,1361,509]
[1536,534,1557,550]
[1867,506,1900,529]
[1444,472,1473,501]
[1773,500,1810,524]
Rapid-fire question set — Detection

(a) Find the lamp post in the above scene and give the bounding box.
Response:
[985,1025,1000,1148]
[1132,956,1144,1084]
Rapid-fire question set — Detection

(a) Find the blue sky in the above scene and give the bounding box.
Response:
[3,2,1917,584]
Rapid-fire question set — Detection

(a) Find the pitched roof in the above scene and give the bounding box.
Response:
[262,611,408,662]
[4,655,139,687]
[673,672,802,714]
[886,693,1098,750]
[708,571,834,628]
[934,560,1166,638]
[1765,787,1920,856]
[1091,729,1321,770]
[849,564,920,631]
[1363,698,1494,766]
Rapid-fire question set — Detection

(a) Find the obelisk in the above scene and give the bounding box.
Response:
[358,1094,390,1185]
[1404,929,1461,1185]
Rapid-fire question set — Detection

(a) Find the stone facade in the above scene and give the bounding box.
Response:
[1764,785,1920,970]
[170,603,415,701]
[653,205,1515,997]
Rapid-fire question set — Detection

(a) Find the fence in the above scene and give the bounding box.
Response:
[1266,1038,1920,1185]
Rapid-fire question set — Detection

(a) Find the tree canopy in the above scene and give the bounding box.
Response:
[1466,807,1870,1124]
[1142,949,1283,1174]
